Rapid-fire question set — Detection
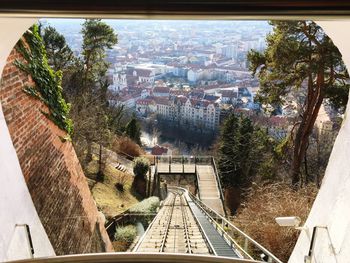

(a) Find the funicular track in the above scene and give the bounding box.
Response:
[134,189,211,254]
[134,187,282,263]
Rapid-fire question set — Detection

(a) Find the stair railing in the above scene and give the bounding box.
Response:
[210,156,227,217]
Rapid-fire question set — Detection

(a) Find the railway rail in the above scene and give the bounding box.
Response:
[134,187,282,263]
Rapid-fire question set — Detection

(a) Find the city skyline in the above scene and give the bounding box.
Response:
[40,19,275,138]
[42,19,271,53]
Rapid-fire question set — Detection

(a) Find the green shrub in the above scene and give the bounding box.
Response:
[133,157,150,178]
[129,196,160,214]
[114,224,137,243]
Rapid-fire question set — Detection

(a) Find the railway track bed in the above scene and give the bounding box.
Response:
[134,190,210,254]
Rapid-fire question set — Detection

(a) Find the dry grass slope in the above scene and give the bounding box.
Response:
[86,158,140,219]
[233,183,318,262]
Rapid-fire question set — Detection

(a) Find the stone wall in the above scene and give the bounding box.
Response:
[0,47,113,255]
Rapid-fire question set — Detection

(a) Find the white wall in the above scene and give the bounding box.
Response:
[289,21,350,263]
[0,18,55,261]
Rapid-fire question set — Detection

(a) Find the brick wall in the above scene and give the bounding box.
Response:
[0,48,113,255]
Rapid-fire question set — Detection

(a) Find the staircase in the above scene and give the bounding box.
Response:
[115,162,127,173]
[196,165,225,216]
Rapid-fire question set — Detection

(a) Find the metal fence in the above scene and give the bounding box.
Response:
[188,192,283,263]
[148,155,226,215]
[151,155,198,165]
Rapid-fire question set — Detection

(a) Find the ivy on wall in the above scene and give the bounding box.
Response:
[14,24,73,136]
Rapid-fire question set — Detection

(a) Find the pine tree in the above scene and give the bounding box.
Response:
[218,114,238,187]
[42,26,75,71]
[248,21,349,186]
[238,117,254,180]
[67,20,118,167]
[81,19,117,91]
[218,114,255,188]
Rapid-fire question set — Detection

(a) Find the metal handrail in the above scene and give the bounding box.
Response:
[151,154,225,215]
[199,210,251,260]
[105,212,158,230]
[195,166,201,199]
[117,149,135,160]
[151,155,213,162]
[188,192,283,263]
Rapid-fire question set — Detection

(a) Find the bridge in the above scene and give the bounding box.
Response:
[150,156,226,216]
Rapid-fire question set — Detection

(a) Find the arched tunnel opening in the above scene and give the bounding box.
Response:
[1,5,350,263]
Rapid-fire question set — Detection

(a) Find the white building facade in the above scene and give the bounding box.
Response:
[156,96,220,131]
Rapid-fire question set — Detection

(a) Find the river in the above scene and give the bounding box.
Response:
[140,127,216,155]
[140,131,158,147]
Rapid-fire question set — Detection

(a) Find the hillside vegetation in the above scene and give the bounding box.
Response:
[233,183,318,262]
[86,155,140,219]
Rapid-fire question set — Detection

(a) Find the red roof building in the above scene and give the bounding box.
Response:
[153,86,170,97]
[151,145,170,155]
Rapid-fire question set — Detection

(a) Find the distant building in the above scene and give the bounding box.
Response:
[203,93,221,103]
[111,71,128,92]
[126,68,155,84]
[151,145,172,156]
[154,97,172,118]
[189,89,205,100]
[267,116,292,139]
[109,65,156,92]
[173,66,189,78]
[135,98,156,116]
[155,95,220,131]
[314,104,340,152]
[249,114,293,139]
[153,86,170,97]
[220,90,238,104]
[141,89,151,99]
[187,69,203,83]
[117,92,141,108]
[222,44,238,60]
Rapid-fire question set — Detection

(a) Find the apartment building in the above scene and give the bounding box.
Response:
[156,95,220,131]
